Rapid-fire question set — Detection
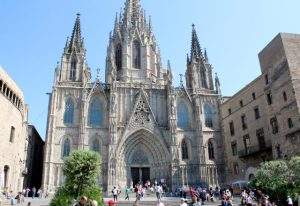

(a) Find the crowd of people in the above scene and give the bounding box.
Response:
[2,186,47,205]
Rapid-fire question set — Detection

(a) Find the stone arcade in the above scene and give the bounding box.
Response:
[42,0,224,192]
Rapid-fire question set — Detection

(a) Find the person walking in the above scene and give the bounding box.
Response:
[32,187,36,198]
[112,186,118,202]
[125,186,130,200]
[287,196,293,206]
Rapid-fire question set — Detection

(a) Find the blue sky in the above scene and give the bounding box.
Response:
[1,0,300,138]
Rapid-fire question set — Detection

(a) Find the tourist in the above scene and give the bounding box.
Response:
[37,188,42,198]
[189,194,201,206]
[25,187,30,197]
[155,184,163,201]
[112,186,119,202]
[125,186,130,200]
[73,196,87,206]
[90,200,98,206]
[32,187,36,198]
[180,198,188,206]
[287,196,293,206]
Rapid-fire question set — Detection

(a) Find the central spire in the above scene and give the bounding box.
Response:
[190,24,203,61]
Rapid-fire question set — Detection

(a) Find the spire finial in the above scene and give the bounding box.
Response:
[179,74,183,86]
[96,68,101,79]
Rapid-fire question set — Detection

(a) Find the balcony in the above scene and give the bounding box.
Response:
[238,140,272,158]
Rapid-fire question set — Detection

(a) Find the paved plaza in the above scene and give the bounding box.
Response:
[0,194,242,206]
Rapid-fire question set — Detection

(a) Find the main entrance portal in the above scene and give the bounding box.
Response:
[131,167,150,186]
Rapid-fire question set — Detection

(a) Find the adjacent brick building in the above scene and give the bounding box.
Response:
[221,33,300,184]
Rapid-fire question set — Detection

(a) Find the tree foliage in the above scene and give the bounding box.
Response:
[50,150,104,206]
[251,156,300,204]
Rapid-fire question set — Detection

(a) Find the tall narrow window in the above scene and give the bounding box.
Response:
[270,117,279,134]
[288,118,293,128]
[252,92,256,100]
[228,108,232,115]
[0,80,2,92]
[3,165,9,188]
[265,74,269,85]
[181,139,189,160]
[239,100,243,107]
[200,68,208,88]
[256,128,266,149]
[115,43,122,71]
[231,141,237,156]
[229,121,235,136]
[132,40,141,69]
[283,91,287,102]
[208,140,215,159]
[62,138,71,158]
[204,104,214,128]
[266,92,272,105]
[90,138,100,153]
[243,134,250,153]
[88,97,103,127]
[233,163,239,175]
[63,98,74,124]
[70,57,77,81]
[254,107,260,119]
[9,126,15,143]
[177,102,190,129]
[241,114,247,130]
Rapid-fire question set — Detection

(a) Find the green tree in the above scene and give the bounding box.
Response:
[50,150,104,206]
[251,156,300,204]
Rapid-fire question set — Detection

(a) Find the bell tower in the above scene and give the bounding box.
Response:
[186,25,214,92]
[105,0,164,84]
[55,14,91,84]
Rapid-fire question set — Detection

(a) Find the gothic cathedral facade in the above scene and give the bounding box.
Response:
[43,0,224,192]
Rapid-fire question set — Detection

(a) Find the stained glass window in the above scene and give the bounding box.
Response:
[177,102,189,129]
[88,97,103,127]
[63,98,74,124]
[204,104,214,128]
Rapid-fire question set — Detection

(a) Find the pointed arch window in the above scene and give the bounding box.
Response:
[62,138,71,158]
[204,104,214,128]
[177,102,190,129]
[63,98,74,124]
[88,97,103,127]
[115,43,122,71]
[70,57,77,81]
[90,138,101,153]
[208,140,215,160]
[132,40,141,69]
[181,139,189,160]
[200,68,208,88]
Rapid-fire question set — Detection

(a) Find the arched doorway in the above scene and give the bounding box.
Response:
[115,129,170,188]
